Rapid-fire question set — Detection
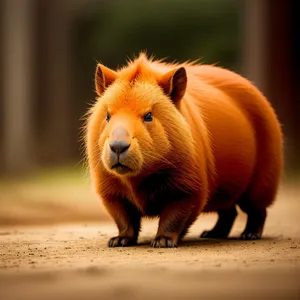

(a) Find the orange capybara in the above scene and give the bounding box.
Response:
[85,53,283,248]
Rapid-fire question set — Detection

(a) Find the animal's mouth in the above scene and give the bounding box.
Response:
[111,162,132,175]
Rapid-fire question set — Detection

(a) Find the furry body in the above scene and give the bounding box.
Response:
[86,54,283,247]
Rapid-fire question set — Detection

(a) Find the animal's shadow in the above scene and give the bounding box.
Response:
[136,235,278,248]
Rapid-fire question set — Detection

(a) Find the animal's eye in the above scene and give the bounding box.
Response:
[106,111,111,122]
[143,112,153,122]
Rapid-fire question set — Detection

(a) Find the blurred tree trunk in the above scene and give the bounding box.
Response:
[267,0,299,172]
[242,0,268,93]
[35,0,74,164]
[1,0,36,174]
[242,0,299,173]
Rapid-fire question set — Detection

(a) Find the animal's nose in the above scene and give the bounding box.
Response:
[109,140,130,155]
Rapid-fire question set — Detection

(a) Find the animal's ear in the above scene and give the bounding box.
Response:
[95,64,117,96]
[158,67,187,103]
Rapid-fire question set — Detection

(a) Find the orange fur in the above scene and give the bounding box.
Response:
[85,53,283,247]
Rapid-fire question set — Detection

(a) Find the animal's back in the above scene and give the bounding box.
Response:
[176,64,283,212]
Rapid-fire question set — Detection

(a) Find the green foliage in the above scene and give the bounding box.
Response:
[74,0,241,89]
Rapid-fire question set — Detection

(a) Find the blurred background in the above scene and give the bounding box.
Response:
[0,0,299,225]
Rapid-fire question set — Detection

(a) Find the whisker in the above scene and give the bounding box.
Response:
[143,151,177,169]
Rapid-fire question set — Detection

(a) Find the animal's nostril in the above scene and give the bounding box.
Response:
[109,140,130,154]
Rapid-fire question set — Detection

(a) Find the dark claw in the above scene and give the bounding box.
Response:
[166,239,176,248]
[151,236,178,248]
[240,232,261,240]
[108,236,136,247]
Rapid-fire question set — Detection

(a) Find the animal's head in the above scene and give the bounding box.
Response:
[86,56,191,178]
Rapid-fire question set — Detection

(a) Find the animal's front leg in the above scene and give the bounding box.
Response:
[152,199,198,248]
[103,196,141,247]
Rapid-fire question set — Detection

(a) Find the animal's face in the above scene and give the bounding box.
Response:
[87,62,187,177]
[93,82,176,177]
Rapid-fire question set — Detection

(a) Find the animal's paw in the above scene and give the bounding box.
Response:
[151,236,178,248]
[200,230,228,239]
[239,231,262,240]
[108,236,137,247]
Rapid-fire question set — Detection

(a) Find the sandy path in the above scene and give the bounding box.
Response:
[0,184,299,299]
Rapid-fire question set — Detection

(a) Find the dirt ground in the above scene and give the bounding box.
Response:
[0,183,299,300]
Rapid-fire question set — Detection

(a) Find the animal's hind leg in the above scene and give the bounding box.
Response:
[200,206,237,238]
[238,195,266,240]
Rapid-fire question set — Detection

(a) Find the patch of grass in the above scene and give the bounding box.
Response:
[0,164,89,187]
[0,164,109,226]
